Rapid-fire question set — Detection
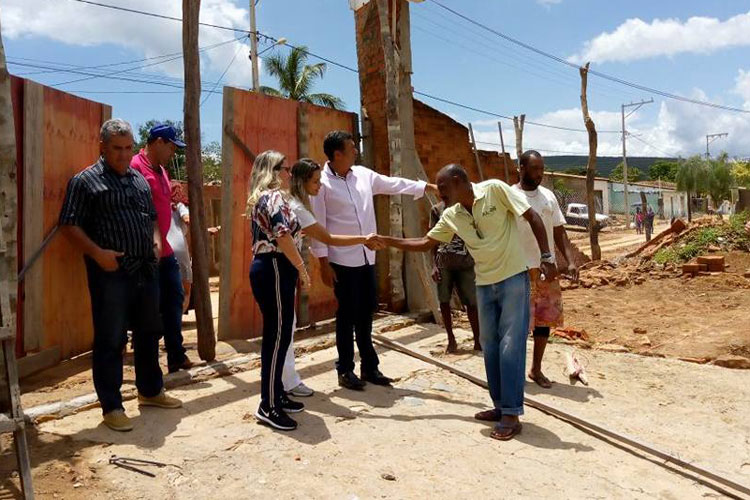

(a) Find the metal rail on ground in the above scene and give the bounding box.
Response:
[372,334,750,500]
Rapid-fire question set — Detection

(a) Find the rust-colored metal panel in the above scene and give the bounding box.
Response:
[221,90,299,339]
[299,103,358,323]
[40,86,104,359]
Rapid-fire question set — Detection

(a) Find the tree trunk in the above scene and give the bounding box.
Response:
[0,17,18,410]
[513,114,525,168]
[579,63,601,260]
[183,0,216,361]
[376,0,405,310]
[687,191,692,222]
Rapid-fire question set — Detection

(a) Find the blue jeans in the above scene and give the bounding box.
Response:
[158,255,187,368]
[85,258,164,414]
[476,271,530,416]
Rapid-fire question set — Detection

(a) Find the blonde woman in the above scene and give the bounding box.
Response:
[282,158,383,397]
[248,150,310,431]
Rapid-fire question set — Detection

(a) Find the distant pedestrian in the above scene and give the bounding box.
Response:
[59,118,182,432]
[635,207,643,234]
[645,206,655,241]
[429,202,480,353]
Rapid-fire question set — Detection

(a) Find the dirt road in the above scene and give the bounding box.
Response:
[5,324,748,499]
[570,221,670,258]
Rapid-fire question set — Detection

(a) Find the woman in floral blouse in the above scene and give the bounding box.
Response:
[247,150,311,431]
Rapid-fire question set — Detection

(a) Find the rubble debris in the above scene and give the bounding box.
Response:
[552,327,589,341]
[564,351,589,386]
[697,255,725,272]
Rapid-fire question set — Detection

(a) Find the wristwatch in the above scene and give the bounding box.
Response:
[540,252,554,264]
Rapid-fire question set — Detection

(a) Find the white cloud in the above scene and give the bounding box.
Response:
[568,11,750,64]
[733,69,750,109]
[537,0,562,5]
[1,0,255,88]
[470,88,750,160]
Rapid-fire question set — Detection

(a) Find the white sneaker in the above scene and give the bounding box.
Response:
[289,382,314,398]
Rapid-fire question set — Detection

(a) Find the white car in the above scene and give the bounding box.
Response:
[565,203,610,229]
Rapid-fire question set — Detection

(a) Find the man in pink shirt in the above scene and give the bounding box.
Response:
[310,130,437,390]
[131,124,193,373]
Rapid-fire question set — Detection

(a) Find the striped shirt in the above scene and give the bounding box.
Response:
[59,157,158,275]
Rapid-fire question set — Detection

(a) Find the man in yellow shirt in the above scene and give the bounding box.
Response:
[380,164,556,441]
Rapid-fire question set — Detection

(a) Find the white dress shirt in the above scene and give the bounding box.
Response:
[310,162,427,267]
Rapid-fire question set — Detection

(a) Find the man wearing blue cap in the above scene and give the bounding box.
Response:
[131,124,193,373]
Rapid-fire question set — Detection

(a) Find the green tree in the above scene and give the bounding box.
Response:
[552,178,574,209]
[609,161,643,182]
[260,46,345,109]
[676,155,706,222]
[648,159,680,182]
[134,119,221,182]
[732,160,750,188]
[704,153,733,209]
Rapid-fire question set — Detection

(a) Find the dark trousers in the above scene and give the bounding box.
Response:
[250,254,297,408]
[85,258,164,414]
[158,255,186,367]
[331,263,379,375]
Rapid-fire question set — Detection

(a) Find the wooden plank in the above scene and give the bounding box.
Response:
[0,327,13,341]
[218,87,235,341]
[17,345,60,379]
[22,80,43,353]
[0,413,21,433]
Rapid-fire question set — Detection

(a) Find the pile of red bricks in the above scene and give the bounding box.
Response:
[682,255,726,276]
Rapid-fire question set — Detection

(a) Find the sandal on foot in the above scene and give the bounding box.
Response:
[528,372,552,389]
[490,422,522,441]
[474,408,501,422]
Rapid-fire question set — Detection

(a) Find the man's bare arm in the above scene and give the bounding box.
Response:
[380,235,441,252]
[553,225,578,280]
[521,208,557,279]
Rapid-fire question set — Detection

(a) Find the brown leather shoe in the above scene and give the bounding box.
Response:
[103,410,134,432]
[138,390,182,409]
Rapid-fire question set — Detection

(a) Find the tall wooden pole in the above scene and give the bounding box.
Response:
[376,0,406,309]
[249,0,260,91]
[467,123,484,181]
[579,62,601,261]
[183,0,216,361]
[498,121,510,183]
[513,114,525,168]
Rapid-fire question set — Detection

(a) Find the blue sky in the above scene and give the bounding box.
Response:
[4,0,750,159]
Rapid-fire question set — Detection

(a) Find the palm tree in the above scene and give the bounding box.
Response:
[676,155,705,222]
[260,46,344,110]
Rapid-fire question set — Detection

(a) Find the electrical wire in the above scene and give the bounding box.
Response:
[429,0,750,114]
[201,37,248,107]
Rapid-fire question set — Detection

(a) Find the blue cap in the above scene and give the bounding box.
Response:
[148,124,186,148]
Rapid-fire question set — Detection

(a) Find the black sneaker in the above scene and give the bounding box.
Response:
[280,395,304,413]
[254,404,297,431]
[361,369,392,386]
[338,371,366,391]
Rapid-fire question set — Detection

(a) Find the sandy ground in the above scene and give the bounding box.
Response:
[561,251,750,361]
[2,323,749,499]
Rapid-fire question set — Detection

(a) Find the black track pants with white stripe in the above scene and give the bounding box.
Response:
[250,253,298,408]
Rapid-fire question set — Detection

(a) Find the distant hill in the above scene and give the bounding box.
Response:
[543,156,676,178]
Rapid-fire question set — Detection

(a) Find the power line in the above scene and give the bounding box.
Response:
[201,37,248,107]
[628,134,681,158]
[417,91,620,133]
[429,0,750,114]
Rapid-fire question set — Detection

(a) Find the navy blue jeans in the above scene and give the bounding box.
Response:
[158,255,187,368]
[476,271,530,416]
[331,263,379,375]
[250,253,297,409]
[85,258,164,414]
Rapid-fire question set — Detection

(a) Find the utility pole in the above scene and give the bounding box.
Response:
[705,132,728,159]
[620,98,653,223]
[183,0,216,361]
[249,0,260,91]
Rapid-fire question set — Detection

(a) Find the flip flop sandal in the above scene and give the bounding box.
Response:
[490,422,522,441]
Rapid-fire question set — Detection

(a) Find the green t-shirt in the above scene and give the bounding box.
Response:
[427,180,531,286]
